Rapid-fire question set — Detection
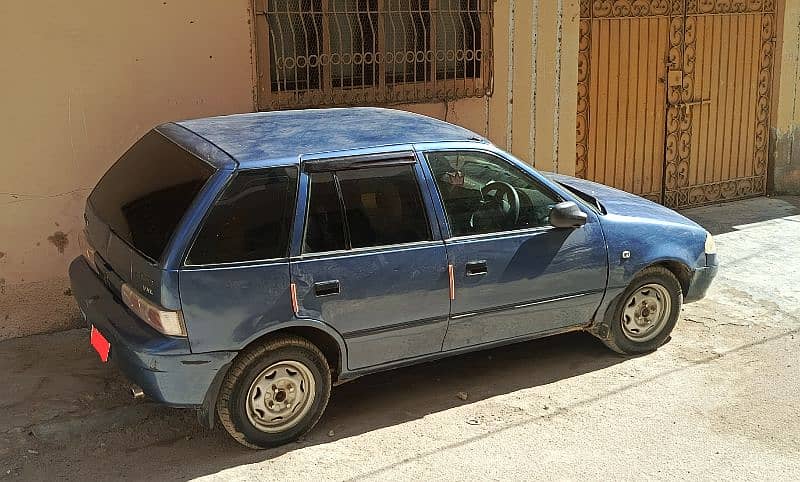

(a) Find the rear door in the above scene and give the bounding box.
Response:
[421,147,608,350]
[178,167,299,352]
[290,151,450,370]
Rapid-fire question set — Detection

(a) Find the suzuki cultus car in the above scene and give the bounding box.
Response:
[70,107,718,448]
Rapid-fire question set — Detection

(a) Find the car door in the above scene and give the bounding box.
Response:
[290,151,451,370]
[179,167,298,353]
[421,148,608,351]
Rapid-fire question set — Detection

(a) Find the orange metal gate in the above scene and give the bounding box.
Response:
[576,0,777,208]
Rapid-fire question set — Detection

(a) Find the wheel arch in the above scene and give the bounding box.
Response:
[198,319,347,430]
[590,258,690,341]
[643,259,692,297]
[240,320,347,381]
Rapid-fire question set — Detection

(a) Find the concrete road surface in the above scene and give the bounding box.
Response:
[1,196,798,481]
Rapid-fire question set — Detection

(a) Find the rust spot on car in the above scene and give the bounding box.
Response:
[0,251,5,259]
[0,278,5,295]
[48,231,69,254]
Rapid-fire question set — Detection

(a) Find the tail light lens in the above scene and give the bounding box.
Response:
[78,229,98,273]
[121,284,187,337]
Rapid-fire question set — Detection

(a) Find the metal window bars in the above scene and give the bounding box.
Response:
[254,0,493,110]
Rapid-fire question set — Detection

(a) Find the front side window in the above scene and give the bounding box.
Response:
[426,151,560,237]
[188,168,298,265]
[303,164,431,253]
[255,0,493,109]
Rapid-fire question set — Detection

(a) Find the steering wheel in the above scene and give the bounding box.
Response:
[479,181,520,228]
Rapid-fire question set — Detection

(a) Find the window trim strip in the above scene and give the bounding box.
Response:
[302,151,417,172]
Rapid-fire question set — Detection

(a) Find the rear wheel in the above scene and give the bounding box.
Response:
[217,336,331,449]
[602,266,683,355]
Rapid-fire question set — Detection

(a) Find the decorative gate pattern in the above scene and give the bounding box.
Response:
[577,0,777,208]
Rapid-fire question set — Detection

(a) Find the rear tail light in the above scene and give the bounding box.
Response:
[78,229,98,273]
[121,284,187,337]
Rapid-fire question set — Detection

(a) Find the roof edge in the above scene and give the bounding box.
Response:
[156,122,237,170]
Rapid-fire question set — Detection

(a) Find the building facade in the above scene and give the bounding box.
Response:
[0,0,798,339]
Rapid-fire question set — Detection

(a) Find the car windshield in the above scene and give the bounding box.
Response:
[88,130,214,262]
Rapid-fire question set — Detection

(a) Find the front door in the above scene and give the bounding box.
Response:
[576,0,777,207]
[423,149,608,351]
[291,157,450,370]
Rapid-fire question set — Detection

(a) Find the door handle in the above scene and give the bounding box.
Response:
[314,280,340,297]
[465,260,488,276]
[675,99,712,113]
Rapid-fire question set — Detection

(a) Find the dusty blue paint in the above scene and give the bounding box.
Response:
[69,258,236,407]
[175,107,484,168]
[69,108,718,408]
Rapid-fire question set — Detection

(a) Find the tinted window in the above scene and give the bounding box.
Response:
[304,172,347,253]
[188,168,298,265]
[426,151,560,237]
[89,130,214,261]
[337,166,431,248]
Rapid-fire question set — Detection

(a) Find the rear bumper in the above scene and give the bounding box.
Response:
[685,263,719,303]
[69,257,236,407]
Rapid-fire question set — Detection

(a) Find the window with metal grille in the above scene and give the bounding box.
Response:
[254,0,493,110]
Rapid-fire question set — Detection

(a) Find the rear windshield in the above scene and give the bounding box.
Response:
[89,130,214,262]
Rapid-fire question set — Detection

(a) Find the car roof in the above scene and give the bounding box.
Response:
[172,107,486,169]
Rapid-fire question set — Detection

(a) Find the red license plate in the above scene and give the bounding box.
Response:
[90,325,111,362]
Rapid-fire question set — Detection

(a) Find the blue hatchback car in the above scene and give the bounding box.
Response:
[70,107,718,448]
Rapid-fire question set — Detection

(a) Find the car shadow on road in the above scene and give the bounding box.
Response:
[325,331,619,435]
[156,332,628,479]
[1,329,631,479]
[680,195,800,236]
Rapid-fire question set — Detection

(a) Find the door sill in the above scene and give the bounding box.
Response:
[336,322,589,385]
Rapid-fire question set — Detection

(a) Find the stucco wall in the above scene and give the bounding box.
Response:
[771,0,800,194]
[0,1,255,338]
[0,0,579,340]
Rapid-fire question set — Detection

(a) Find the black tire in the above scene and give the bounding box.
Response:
[217,336,331,449]
[602,266,683,355]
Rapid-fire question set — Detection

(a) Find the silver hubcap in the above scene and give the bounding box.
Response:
[621,283,672,342]
[246,360,316,433]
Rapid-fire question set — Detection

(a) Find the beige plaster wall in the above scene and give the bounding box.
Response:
[0,0,579,339]
[0,0,255,338]
[771,0,800,194]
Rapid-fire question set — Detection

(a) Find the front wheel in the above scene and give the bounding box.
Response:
[602,266,683,355]
[216,336,331,449]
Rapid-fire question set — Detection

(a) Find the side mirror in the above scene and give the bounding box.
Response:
[549,201,588,228]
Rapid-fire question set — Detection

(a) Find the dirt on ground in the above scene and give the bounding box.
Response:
[1,196,799,481]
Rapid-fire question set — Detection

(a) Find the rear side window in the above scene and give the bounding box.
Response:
[89,130,214,261]
[337,166,431,248]
[188,167,298,265]
[303,164,431,254]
